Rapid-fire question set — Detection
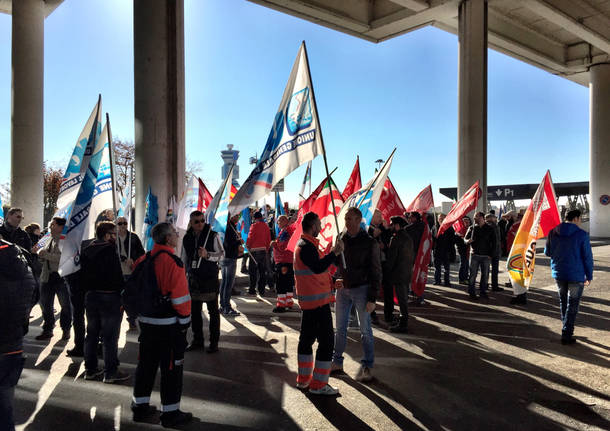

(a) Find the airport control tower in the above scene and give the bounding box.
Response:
[221,144,240,187]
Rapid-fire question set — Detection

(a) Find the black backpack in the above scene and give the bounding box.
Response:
[123,250,182,318]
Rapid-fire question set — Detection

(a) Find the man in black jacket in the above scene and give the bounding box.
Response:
[465,212,497,300]
[332,207,381,383]
[0,208,32,251]
[80,221,129,383]
[220,213,242,316]
[0,240,37,431]
[116,216,146,330]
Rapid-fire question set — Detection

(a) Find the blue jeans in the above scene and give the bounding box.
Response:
[333,285,374,368]
[0,353,25,431]
[84,292,122,377]
[219,258,237,311]
[556,281,584,339]
[468,254,490,294]
[39,277,72,332]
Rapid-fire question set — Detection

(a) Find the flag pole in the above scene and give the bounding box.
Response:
[127,165,134,260]
[301,41,345,265]
[106,113,121,257]
[355,148,397,209]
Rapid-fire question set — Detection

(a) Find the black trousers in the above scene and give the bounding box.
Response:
[297,304,334,362]
[133,324,187,410]
[275,263,294,295]
[249,250,268,294]
[383,283,394,321]
[66,274,86,350]
[191,298,220,347]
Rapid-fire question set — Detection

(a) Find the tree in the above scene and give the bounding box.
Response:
[112,137,135,198]
[43,162,64,225]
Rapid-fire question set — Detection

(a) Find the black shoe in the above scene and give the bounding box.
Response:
[160,410,193,428]
[231,289,241,296]
[66,347,84,357]
[433,282,441,286]
[132,402,157,423]
[35,331,53,341]
[469,293,479,301]
[443,281,451,287]
[248,290,256,295]
[491,286,504,292]
[389,324,408,333]
[479,292,489,299]
[509,294,527,305]
[186,341,204,352]
[561,337,577,345]
[459,280,469,285]
[272,306,286,313]
[206,344,219,353]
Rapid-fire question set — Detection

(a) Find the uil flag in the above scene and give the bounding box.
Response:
[377,177,406,223]
[341,156,362,201]
[55,96,102,221]
[288,178,343,253]
[338,150,395,232]
[507,171,560,295]
[237,207,252,251]
[298,161,312,205]
[287,176,331,252]
[229,42,324,214]
[198,178,214,211]
[411,223,433,297]
[274,191,284,236]
[405,184,434,215]
[58,121,106,276]
[437,181,481,237]
[142,187,158,252]
[207,165,234,242]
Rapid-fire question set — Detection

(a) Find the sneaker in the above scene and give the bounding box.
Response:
[330,362,344,374]
[206,344,219,354]
[61,330,71,340]
[309,384,339,396]
[131,402,157,422]
[185,341,204,352]
[66,347,84,357]
[35,331,53,341]
[160,410,193,427]
[84,368,104,380]
[225,308,240,316]
[272,306,286,313]
[296,381,310,389]
[469,293,479,301]
[103,369,130,384]
[355,366,373,383]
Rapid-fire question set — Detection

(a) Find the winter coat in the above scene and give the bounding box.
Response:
[336,229,382,303]
[384,229,414,286]
[544,222,593,282]
[80,239,125,293]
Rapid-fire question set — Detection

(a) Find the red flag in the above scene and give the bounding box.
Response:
[437,181,481,237]
[288,178,343,252]
[341,157,362,201]
[197,178,213,212]
[405,185,434,215]
[230,184,238,201]
[410,223,433,297]
[377,178,406,223]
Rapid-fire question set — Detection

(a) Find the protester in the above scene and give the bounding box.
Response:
[24,223,42,280]
[486,213,504,292]
[271,215,296,313]
[384,216,414,333]
[405,211,426,304]
[24,223,41,247]
[455,216,471,284]
[36,217,72,341]
[368,210,391,325]
[0,208,32,251]
[433,213,454,287]
[80,221,129,383]
[130,222,193,427]
[332,207,381,383]
[544,210,593,345]
[116,216,146,330]
[464,211,496,300]
[220,213,242,316]
[294,212,343,395]
[0,239,37,431]
[246,211,271,296]
[182,211,224,353]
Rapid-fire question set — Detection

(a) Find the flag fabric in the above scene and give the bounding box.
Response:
[58,120,106,276]
[275,191,285,236]
[437,181,481,237]
[405,184,434,215]
[54,97,102,221]
[236,207,252,251]
[507,171,560,295]
[198,178,213,211]
[207,165,234,243]
[337,150,395,233]
[117,166,133,226]
[299,161,312,205]
[166,195,178,225]
[175,176,199,231]
[230,184,238,201]
[341,157,362,201]
[377,177,406,223]
[0,194,3,226]
[229,42,324,214]
[288,178,343,253]
[410,223,433,297]
[83,127,115,240]
[287,176,331,252]
[142,187,158,252]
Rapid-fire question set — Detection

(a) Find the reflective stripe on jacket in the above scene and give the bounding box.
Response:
[294,234,332,310]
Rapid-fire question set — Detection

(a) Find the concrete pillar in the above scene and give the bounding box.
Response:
[589,63,610,238]
[457,0,487,210]
[11,0,44,225]
[133,0,185,232]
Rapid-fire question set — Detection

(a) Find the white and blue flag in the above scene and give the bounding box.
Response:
[207,164,234,243]
[338,150,395,233]
[0,193,4,226]
[229,42,324,214]
[274,191,284,236]
[117,166,133,226]
[58,121,107,276]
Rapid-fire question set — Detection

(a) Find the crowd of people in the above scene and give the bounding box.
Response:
[0,203,594,429]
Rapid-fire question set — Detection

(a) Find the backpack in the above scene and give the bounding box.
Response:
[122,250,182,318]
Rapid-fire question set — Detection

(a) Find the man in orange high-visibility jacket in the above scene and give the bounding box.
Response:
[294,212,343,396]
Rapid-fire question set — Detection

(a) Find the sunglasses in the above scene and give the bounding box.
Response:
[192,219,205,224]
[117,222,128,226]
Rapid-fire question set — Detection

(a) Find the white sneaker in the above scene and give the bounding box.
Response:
[296,381,310,389]
[309,384,339,396]
[355,366,373,383]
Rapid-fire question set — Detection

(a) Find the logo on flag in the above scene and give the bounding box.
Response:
[286,87,312,135]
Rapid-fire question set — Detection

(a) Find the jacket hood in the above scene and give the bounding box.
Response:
[553,222,581,237]
[83,240,115,259]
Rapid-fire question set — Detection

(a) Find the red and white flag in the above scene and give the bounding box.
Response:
[437,181,481,237]
[341,157,362,201]
[197,178,213,212]
[405,184,434,215]
[377,178,406,223]
[410,223,433,297]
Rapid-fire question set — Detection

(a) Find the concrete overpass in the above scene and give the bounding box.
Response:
[2,0,609,237]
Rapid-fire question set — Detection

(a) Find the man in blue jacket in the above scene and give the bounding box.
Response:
[544,209,593,345]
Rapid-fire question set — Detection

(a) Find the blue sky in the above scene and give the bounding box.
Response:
[0,0,589,207]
